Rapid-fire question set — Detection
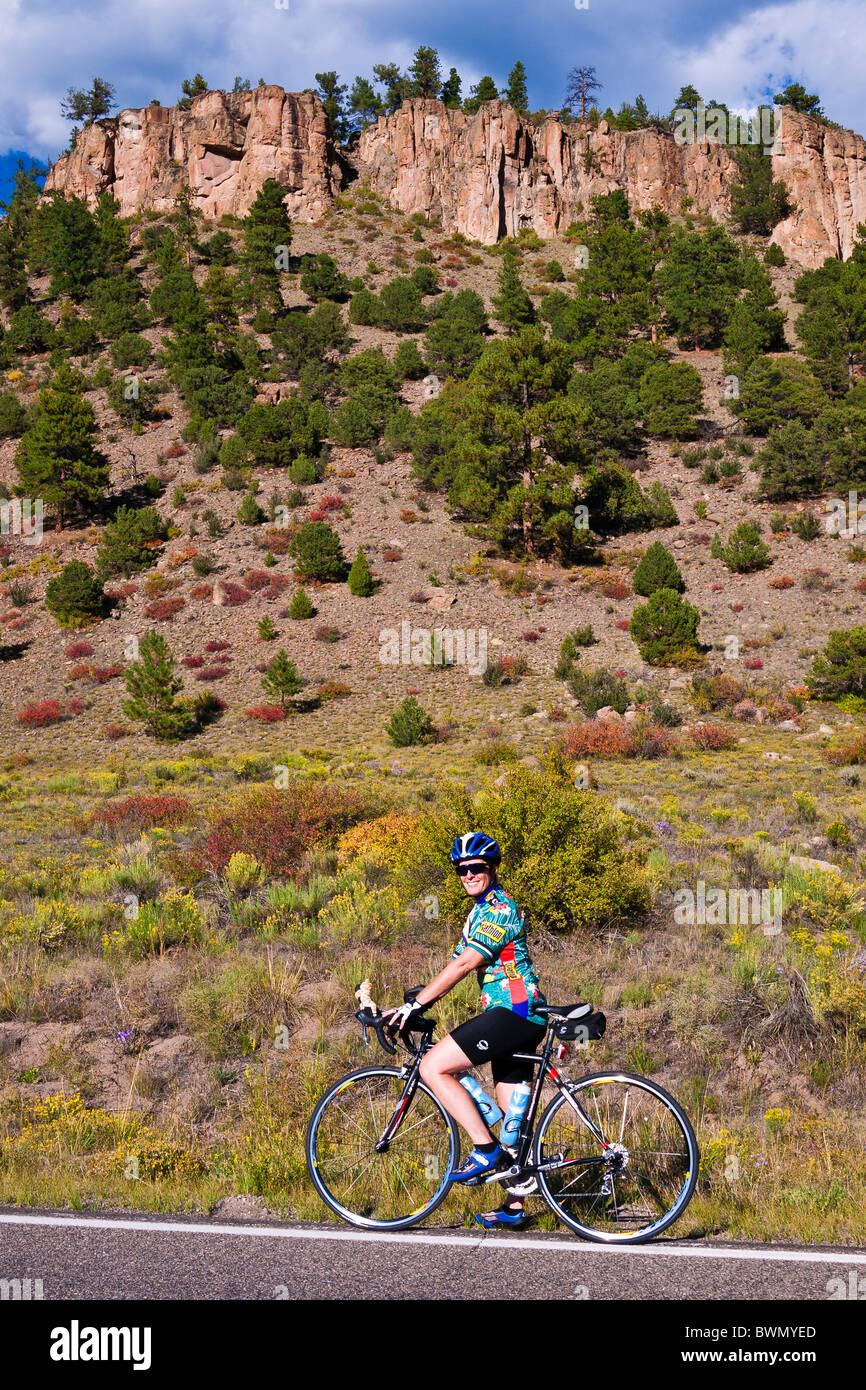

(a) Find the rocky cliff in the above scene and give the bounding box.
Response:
[44,88,866,268]
[43,85,342,222]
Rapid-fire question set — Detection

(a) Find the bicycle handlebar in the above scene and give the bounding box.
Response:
[354,980,435,1057]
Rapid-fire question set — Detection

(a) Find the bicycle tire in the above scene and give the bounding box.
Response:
[306,1065,460,1231]
[532,1071,699,1244]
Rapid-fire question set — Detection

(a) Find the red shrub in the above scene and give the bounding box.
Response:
[107,583,137,600]
[216,582,249,606]
[164,444,186,459]
[102,723,129,740]
[88,665,122,684]
[243,569,272,591]
[730,602,744,612]
[521,630,540,642]
[93,793,191,833]
[65,642,94,659]
[182,655,205,668]
[560,721,635,758]
[16,700,65,727]
[382,549,402,562]
[602,580,630,600]
[6,617,30,630]
[743,657,763,670]
[319,495,344,511]
[195,665,230,680]
[67,664,91,680]
[615,619,631,631]
[711,583,723,592]
[143,597,185,620]
[204,640,231,652]
[65,698,86,715]
[307,509,328,523]
[689,723,738,750]
[245,704,287,723]
[195,782,375,874]
[0,609,21,622]
[191,584,213,599]
[769,575,794,590]
[856,578,866,594]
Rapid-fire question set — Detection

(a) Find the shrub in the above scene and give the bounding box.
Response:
[560,720,636,758]
[289,521,347,582]
[260,649,304,708]
[182,655,204,668]
[193,782,375,874]
[45,562,105,627]
[807,627,866,701]
[690,673,744,712]
[245,704,286,722]
[97,506,167,577]
[764,243,786,267]
[568,666,630,716]
[237,491,265,525]
[316,680,351,702]
[629,588,701,665]
[393,339,427,380]
[142,596,185,620]
[257,616,278,641]
[790,511,821,541]
[102,892,202,959]
[121,629,190,742]
[632,541,685,597]
[347,547,375,596]
[710,521,771,573]
[386,695,435,746]
[204,640,231,652]
[769,575,794,590]
[93,793,191,833]
[64,642,95,660]
[602,579,631,600]
[554,626,598,678]
[16,700,66,727]
[392,759,649,934]
[688,723,738,750]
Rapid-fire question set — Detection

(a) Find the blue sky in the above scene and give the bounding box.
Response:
[0,0,863,193]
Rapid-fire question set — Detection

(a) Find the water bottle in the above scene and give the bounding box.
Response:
[458,1073,503,1125]
[500,1082,531,1147]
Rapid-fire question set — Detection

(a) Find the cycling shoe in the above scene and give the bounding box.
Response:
[449,1145,503,1184]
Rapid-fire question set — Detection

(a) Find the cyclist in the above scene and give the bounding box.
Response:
[383,831,547,1229]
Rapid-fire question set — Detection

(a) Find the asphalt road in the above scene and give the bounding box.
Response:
[1,1207,864,1301]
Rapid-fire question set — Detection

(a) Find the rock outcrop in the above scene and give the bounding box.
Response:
[357,100,866,268]
[43,89,866,268]
[43,86,341,222]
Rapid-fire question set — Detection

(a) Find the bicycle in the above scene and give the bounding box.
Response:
[305,982,700,1243]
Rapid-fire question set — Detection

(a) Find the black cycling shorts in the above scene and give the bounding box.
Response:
[450,1006,546,1084]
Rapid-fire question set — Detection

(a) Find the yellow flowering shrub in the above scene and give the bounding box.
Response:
[1,900,86,953]
[102,891,202,959]
[336,812,420,870]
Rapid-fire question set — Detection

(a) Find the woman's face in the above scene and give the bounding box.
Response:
[457,861,494,899]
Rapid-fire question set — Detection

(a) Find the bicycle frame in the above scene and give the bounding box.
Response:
[371,1022,610,1178]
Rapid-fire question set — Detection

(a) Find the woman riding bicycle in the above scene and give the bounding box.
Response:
[383,831,547,1229]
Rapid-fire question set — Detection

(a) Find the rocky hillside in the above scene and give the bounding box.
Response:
[44,89,866,268]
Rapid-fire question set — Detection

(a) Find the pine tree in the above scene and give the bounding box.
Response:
[773,83,824,119]
[730,147,792,236]
[372,63,408,115]
[441,68,462,108]
[807,627,866,700]
[492,252,536,333]
[39,194,104,299]
[504,62,529,113]
[347,547,375,595]
[564,66,602,120]
[657,226,741,350]
[463,77,499,115]
[14,364,109,527]
[179,74,208,110]
[0,160,44,310]
[710,521,771,573]
[629,588,700,665]
[242,178,292,311]
[315,71,350,140]
[349,77,382,128]
[96,192,130,269]
[408,47,441,99]
[632,541,685,596]
[289,520,347,580]
[44,560,105,626]
[60,77,116,125]
[261,649,304,708]
[171,187,203,266]
[122,630,188,741]
[288,587,315,619]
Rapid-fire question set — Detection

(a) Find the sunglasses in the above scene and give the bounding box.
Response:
[455,862,492,877]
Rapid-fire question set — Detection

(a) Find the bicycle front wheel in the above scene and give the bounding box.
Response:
[306,1066,459,1230]
[533,1072,699,1244]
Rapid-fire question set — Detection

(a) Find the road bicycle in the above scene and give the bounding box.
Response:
[305,983,699,1243]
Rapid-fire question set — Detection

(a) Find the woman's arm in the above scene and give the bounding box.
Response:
[413,947,488,1008]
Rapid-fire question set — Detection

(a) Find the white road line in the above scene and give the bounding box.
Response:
[0,1211,864,1265]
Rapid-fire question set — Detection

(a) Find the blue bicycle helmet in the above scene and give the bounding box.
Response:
[449,832,501,866]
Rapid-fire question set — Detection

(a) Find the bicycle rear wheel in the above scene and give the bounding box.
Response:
[533,1072,699,1244]
[306,1066,459,1230]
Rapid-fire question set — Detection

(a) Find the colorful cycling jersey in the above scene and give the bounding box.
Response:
[451,884,547,1026]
